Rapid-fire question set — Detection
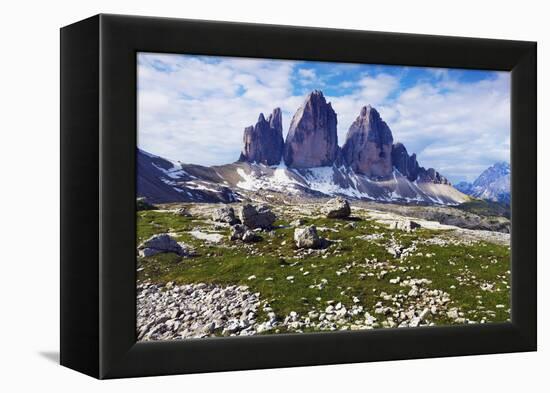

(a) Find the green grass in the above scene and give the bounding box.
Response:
[136,209,511,330]
[458,199,510,219]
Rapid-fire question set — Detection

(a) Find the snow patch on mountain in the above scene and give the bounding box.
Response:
[455,162,510,204]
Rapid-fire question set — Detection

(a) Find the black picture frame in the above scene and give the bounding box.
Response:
[60,14,537,379]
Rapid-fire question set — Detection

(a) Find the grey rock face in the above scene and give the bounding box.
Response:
[342,106,394,179]
[391,142,448,184]
[229,224,247,241]
[322,197,351,218]
[137,233,193,257]
[229,224,261,243]
[212,205,238,225]
[239,108,284,165]
[391,143,420,182]
[242,230,261,243]
[294,225,326,249]
[283,90,339,168]
[239,204,276,229]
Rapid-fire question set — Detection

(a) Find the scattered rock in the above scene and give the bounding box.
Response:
[137,233,193,257]
[393,220,421,232]
[242,230,261,243]
[322,197,351,219]
[447,308,459,319]
[239,204,276,229]
[229,224,261,243]
[173,207,192,217]
[137,283,261,340]
[212,205,238,225]
[290,218,306,227]
[294,225,327,249]
[189,230,224,243]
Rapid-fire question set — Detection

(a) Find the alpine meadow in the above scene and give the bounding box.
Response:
[136,53,511,341]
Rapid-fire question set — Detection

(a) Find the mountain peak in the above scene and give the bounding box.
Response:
[473,161,510,188]
[491,161,511,172]
[309,89,324,98]
[267,107,282,131]
[283,90,339,168]
[359,104,377,117]
[342,105,394,178]
[455,162,510,204]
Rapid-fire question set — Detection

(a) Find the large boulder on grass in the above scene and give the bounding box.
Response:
[322,197,351,218]
[239,204,276,229]
[137,233,193,257]
[229,224,261,243]
[212,205,238,225]
[294,226,326,249]
[229,224,247,241]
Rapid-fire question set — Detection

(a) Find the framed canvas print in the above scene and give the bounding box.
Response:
[60,14,537,379]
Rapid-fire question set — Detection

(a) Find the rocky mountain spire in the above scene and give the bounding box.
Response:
[391,142,419,182]
[342,105,394,179]
[283,90,339,168]
[392,142,450,184]
[238,108,284,166]
[236,91,452,187]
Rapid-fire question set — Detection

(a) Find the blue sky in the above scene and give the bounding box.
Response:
[138,53,510,183]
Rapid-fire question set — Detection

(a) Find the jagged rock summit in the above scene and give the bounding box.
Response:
[391,142,420,182]
[283,90,339,168]
[391,142,449,184]
[239,108,284,166]
[237,91,448,185]
[342,105,394,179]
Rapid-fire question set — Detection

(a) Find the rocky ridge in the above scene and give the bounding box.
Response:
[241,90,449,185]
[136,90,465,205]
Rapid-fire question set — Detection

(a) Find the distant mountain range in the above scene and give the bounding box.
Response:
[138,90,470,205]
[455,162,510,204]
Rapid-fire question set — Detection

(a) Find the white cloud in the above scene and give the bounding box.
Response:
[386,73,510,182]
[298,68,316,81]
[138,53,510,183]
[137,53,298,165]
[328,73,401,143]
